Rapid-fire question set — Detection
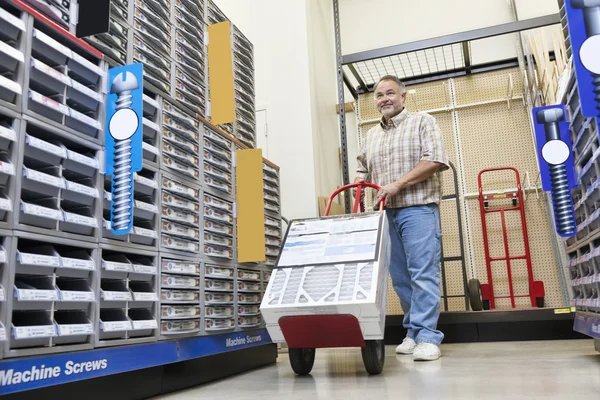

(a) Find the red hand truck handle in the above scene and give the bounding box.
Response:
[477,167,521,194]
[324,182,383,216]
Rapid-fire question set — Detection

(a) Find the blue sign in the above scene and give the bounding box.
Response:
[105,63,144,235]
[532,105,578,237]
[564,1,600,123]
[0,329,271,395]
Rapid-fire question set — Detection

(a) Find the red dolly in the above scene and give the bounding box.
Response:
[272,182,387,376]
[474,167,545,310]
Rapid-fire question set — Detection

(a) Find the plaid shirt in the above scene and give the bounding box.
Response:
[356,108,449,208]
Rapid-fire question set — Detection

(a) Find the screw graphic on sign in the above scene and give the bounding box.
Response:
[108,71,139,232]
[572,0,600,114]
[536,108,576,236]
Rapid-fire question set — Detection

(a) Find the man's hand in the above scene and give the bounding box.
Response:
[375,181,403,206]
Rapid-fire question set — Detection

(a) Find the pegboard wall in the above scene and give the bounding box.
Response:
[355,67,565,313]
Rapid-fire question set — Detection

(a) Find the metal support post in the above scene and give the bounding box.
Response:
[333,0,351,213]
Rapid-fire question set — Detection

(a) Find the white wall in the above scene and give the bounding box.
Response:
[213,0,319,220]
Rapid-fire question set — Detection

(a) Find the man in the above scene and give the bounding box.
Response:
[355,75,448,361]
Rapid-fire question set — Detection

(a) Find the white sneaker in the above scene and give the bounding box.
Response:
[395,337,417,354]
[413,343,441,361]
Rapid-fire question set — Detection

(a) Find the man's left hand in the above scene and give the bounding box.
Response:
[375,181,403,206]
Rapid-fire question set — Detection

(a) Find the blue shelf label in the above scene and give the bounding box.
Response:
[564,0,600,132]
[531,104,577,237]
[105,63,144,236]
[0,329,271,395]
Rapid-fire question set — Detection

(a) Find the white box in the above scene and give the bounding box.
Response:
[260,212,390,342]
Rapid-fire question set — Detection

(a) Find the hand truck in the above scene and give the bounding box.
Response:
[476,167,545,309]
[262,182,388,376]
[441,161,483,311]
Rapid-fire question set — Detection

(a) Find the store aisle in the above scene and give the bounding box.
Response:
[153,340,600,400]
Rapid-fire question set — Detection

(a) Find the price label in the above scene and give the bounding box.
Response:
[0,161,15,176]
[63,212,98,227]
[0,325,6,341]
[143,118,160,132]
[0,197,11,211]
[0,124,16,142]
[67,150,100,169]
[0,75,21,94]
[165,262,198,275]
[65,181,100,198]
[0,286,4,301]
[17,289,59,301]
[101,321,132,332]
[71,80,103,102]
[135,174,158,188]
[22,203,62,220]
[0,249,6,264]
[162,290,196,301]
[19,252,60,267]
[70,109,101,129]
[135,200,158,213]
[103,261,132,272]
[58,323,93,336]
[14,325,56,339]
[142,142,159,155]
[69,215,96,233]
[25,168,65,188]
[71,52,105,76]
[133,264,156,274]
[102,291,132,301]
[60,291,95,302]
[34,29,71,57]
[132,320,158,330]
[33,59,71,85]
[134,227,157,238]
[133,292,158,302]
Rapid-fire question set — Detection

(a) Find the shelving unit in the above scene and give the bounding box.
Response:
[0,0,280,396]
[556,0,600,348]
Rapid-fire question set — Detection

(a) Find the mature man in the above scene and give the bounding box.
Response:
[355,75,448,361]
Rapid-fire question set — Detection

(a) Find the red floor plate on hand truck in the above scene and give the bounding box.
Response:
[260,183,390,375]
[474,167,545,310]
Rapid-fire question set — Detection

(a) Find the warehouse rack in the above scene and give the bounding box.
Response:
[557,0,600,350]
[0,0,280,395]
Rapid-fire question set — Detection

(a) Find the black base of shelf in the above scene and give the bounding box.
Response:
[4,344,278,400]
[385,309,587,344]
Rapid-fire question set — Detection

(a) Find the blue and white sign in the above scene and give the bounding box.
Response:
[105,63,144,235]
[532,105,578,237]
[0,329,271,395]
[564,1,600,123]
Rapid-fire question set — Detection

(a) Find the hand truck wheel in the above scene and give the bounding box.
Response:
[288,348,316,375]
[361,339,385,375]
[536,297,545,308]
[468,279,484,311]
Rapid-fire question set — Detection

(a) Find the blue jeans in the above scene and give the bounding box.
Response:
[386,204,444,345]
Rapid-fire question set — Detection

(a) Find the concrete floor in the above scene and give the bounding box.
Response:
[153,340,600,400]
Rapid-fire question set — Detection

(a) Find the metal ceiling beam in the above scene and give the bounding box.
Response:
[356,58,521,92]
[342,14,560,65]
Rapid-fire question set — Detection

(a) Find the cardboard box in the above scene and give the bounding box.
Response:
[260,212,390,342]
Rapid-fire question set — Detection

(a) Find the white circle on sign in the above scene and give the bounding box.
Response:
[580,35,600,74]
[109,108,139,140]
[542,140,570,165]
